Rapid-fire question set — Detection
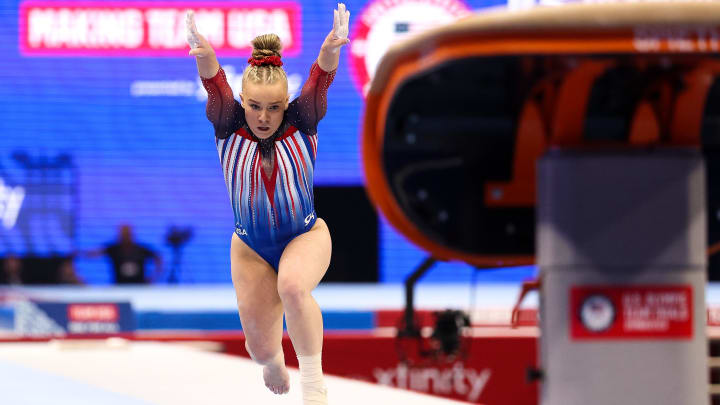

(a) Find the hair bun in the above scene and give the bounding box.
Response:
[251,34,282,60]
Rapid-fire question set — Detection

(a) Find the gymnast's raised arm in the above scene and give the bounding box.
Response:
[289,4,350,135]
[317,3,350,72]
[187,11,244,139]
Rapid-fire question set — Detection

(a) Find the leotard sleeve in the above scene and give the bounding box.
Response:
[286,62,336,136]
[201,67,246,139]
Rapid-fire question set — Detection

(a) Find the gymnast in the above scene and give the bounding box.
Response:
[186,4,350,404]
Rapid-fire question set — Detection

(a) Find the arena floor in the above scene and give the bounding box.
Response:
[0,340,467,404]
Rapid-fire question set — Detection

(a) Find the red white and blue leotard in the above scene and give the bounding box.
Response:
[201,62,335,270]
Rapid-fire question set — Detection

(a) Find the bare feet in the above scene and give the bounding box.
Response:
[263,360,290,394]
[244,342,290,394]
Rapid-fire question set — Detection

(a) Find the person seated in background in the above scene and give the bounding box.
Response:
[0,255,23,285]
[83,224,163,284]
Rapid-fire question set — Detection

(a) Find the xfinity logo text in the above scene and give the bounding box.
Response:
[373,362,492,402]
[0,178,25,229]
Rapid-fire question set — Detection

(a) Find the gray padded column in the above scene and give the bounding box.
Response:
[538,150,707,405]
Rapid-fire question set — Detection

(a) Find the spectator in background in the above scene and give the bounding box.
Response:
[84,224,163,284]
[57,258,84,285]
[0,255,23,285]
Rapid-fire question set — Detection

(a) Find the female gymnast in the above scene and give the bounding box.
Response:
[186,4,350,404]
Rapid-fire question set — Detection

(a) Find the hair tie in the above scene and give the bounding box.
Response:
[248,55,283,67]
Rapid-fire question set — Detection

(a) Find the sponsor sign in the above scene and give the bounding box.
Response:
[260,334,539,404]
[571,285,693,340]
[349,0,470,96]
[16,301,135,335]
[372,362,492,403]
[19,2,301,57]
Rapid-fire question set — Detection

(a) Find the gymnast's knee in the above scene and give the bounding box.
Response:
[277,278,309,309]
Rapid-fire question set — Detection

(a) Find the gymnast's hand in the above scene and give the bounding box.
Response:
[186,10,214,58]
[321,3,350,54]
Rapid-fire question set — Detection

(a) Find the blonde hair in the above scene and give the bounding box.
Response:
[242,34,288,89]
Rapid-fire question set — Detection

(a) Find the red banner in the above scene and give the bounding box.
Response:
[19,2,301,57]
[571,285,694,340]
[266,334,537,405]
[68,304,119,322]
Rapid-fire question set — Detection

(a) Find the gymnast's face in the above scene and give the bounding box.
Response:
[240,81,289,139]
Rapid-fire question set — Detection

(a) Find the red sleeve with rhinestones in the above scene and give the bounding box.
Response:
[201,67,245,139]
[287,62,336,136]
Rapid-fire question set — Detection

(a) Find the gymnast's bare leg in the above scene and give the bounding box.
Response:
[230,234,289,394]
[278,218,332,403]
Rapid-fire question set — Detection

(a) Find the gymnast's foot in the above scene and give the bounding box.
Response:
[263,359,290,395]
